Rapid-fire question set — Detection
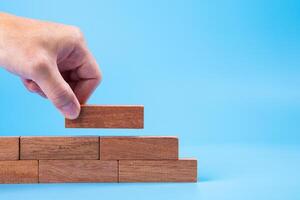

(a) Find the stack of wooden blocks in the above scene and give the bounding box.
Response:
[0,105,197,183]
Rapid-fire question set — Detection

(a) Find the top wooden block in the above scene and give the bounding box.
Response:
[0,137,19,160]
[65,105,144,129]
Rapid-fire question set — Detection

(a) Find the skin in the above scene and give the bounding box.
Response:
[0,13,102,119]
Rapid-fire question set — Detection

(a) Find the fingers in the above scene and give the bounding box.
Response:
[73,56,102,103]
[55,28,102,104]
[33,65,81,119]
[58,47,102,104]
[73,78,101,104]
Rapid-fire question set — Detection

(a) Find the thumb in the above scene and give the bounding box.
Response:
[34,67,81,119]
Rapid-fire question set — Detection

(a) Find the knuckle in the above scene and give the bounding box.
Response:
[70,26,85,43]
[28,55,52,78]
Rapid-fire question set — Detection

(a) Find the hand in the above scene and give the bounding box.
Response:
[0,13,102,119]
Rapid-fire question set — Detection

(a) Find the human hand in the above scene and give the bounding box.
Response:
[0,13,102,119]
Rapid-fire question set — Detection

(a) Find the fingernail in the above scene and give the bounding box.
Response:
[61,102,80,119]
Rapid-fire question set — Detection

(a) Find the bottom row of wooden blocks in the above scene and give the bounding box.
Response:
[0,159,197,183]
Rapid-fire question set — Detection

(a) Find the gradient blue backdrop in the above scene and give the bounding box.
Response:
[0,0,300,199]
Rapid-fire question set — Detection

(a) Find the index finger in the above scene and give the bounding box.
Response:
[72,52,102,103]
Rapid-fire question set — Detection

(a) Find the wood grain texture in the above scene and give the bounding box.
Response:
[100,136,178,160]
[119,159,197,182]
[0,137,19,160]
[65,105,144,128]
[0,160,38,183]
[20,136,99,160]
[39,160,118,183]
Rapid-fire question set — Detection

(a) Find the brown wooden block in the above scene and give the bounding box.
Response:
[119,159,197,182]
[100,136,178,160]
[65,105,144,128]
[39,160,118,183]
[0,160,38,183]
[20,136,99,160]
[0,137,19,160]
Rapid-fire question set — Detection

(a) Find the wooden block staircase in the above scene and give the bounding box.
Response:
[0,105,198,183]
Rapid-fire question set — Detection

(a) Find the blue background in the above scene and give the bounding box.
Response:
[0,0,300,199]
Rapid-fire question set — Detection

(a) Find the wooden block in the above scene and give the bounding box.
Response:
[0,137,19,160]
[39,160,118,183]
[20,136,99,160]
[65,105,144,128]
[119,159,197,182]
[0,160,38,183]
[100,136,178,160]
